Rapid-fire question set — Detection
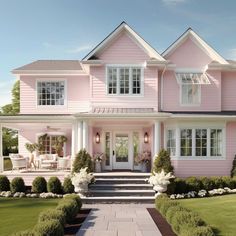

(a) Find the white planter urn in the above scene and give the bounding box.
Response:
[74,182,89,195]
[95,161,102,173]
[153,184,168,197]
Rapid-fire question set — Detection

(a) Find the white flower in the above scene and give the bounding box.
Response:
[198,190,207,197]
[147,169,174,186]
[71,167,94,186]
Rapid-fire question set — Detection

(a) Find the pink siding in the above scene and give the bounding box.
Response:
[20,75,90,114]
[98,32,149,63]
[162,70,221,111]
[222,72,236,110]
[166,37,212,68]
[90,66,158,110]
[172,122,236,177]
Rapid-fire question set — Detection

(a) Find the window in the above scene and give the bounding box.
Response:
[167,130,176,156]
[39,135,60,154]
[180,129,192,156]
[175,73,210,105]
[133,132,140,166]
[107,67,142,95]
[211,129,222,156]
[105,132,110,166]
[37,81,65,106]
[196,129,207,156]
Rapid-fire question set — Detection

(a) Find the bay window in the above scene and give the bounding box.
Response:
[167,130,176,156]
[210,129,222,156]
[107,66,142,95]
[180,129,192,156]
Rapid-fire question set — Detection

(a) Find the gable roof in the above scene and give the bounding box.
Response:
[82,21,166,62]
[162,28,228,65]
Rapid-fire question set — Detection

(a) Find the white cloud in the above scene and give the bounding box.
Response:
[162,0,187,5]
[66,45,93,54]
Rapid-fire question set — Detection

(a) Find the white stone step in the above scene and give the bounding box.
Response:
[95,178,148,181]
[81,196,155,200]
[90,184,152,187]
[89,189,155,193]
[94,172,151,177]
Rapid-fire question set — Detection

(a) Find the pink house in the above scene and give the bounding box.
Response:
[1,21,236,177]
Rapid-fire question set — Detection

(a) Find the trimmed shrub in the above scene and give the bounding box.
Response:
[221,176,235,189]
[155,194,169,210]
[153,149,174,174]
[231,155,236,177]
[32,177,47,193]
[38,209,65,226]
[11,177,25,193]
[0,175,10,191]
[166,205,188,224]
[73,149,93,173]
[47,177,62,194]
[211,177,224,189]
[34,219,64,236]
[159,200,179,216]
[180,226,215,236]
[63,177,74,194]
[166,180,176,195]
[11,230,35,236]
[64,194,82,209]
[199,177,215,191]
[174,178,188,193]
[172,211,205,234]
[186,177,202,192]
[56,199,79,223]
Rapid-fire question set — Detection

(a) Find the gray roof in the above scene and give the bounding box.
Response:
[13,60,83,71]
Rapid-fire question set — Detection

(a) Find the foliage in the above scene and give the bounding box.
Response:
[211,176,224,188]
[166,205,187,224]
[25,143,38,154]
[73,149,93,173]
[47,177,62,194]
[52,135,67,156]
[32,177,47,193]
[11,230,35,236]
[34,219,64,236]
[180,226,215,236]
[38,209,65,226]
[185,177,202,192]
[231,155,236,177]
[10,177,25,193]
[174,178,188,193]
[199,177,215,191]
[63,194,82,209]
[63,177,74,194]
[2,128,18,156]
[0,175,10,191]
[153,149,174,174]
[37,134,48,154]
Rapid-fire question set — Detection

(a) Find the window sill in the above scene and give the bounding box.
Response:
[171,156,226,161]
[180,103,201,107]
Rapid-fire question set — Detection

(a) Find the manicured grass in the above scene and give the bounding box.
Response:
[180,195,236,236]
[0,198,59,236]
[4,158,12,171]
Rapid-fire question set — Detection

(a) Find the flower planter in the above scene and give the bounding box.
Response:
[95,161,102,173]
[140,163,148,173]
[74,182,88,194]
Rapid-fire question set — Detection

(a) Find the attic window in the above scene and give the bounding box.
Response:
[175,73,210,85]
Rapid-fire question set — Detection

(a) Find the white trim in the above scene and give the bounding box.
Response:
[12,70,87,75]
[0,124,3,172]
[83,22,165,61]
[162,29,228,65]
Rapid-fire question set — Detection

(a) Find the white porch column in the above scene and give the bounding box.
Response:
[0,124,3,172]
[154,120,161,159]
[77,120,83,152]
[82,120,88,150]
[71,122,78,158]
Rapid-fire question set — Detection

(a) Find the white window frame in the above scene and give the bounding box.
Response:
[106,64,144,96]
[36,79,67,108]
[165,123,226,160]
[166,129,176,157]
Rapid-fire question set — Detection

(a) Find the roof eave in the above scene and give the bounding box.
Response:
[12,70,88,75]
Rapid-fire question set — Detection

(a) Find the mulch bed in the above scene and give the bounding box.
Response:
[147,208,176,236]
[64,208,91,236]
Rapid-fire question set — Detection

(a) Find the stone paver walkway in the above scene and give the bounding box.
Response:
[76,204,162,236]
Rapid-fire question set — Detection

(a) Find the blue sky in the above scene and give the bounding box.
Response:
[0,0,236,106]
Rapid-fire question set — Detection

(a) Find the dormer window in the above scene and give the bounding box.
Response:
[107,66,143,95]
[176,72,210,106]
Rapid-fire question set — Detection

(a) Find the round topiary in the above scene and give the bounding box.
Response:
[186,177,202,192]
[72,149,93,173]
[63,177,74,194]
[153,149,174,174]
[47,177,62,194]
[64,194,82,209]
[0,175,10,191]
[38,209,66,226]
[32,176,47,193]
[34,219,64,236]
[10,177,25,193]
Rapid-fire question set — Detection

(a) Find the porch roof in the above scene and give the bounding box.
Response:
[91,107,155,114]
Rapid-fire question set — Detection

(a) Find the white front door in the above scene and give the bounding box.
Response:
[112,132,132,170]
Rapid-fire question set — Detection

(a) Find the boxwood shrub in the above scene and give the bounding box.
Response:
[38,209,66,226]
[64,194,82,209]
[180,226,215,236]
[34,219,64,236]
[63,177,74,194]
[185,177,202,192]
[199,177,215,191]
[165,205,188,224]
[0,175,10,191]
[10,177,25,193]
[32,177,47,193]
[47,177,62,194]
[10,230,35,236]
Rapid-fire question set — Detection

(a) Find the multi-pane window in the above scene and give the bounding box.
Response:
[182,84,200,105]
[167,130,176,156]
[196,129,207,156]
[133,132,140,166]
[180,129,192,156]
[37,81,65,106]
[105,132,111,166]
[107,67,142,95]
[211,129,222,156]
[39,135,59,154]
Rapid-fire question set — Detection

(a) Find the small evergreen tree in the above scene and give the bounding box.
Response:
[153,149,174,173]
[72,149,93,173]
[231,155,236,177]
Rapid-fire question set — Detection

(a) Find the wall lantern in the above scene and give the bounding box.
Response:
[95,132,100,144]
[144,132,149,143]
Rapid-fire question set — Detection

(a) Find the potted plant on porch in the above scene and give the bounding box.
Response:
[92,152,104,173]
[52,135,68,157]
[137,151,151,172]
[25,143,38,169]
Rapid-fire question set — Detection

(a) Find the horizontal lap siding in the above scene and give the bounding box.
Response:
[222,72,236,110]
[20,75,90,114]
[172,122,236,177]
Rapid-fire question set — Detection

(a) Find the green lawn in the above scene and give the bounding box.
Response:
[4,158,12,171]
[180,195,236,236]
[0,198,59,236]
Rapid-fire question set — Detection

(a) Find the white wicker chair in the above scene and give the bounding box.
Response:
[58,158,71,170]
[9,154,28,171]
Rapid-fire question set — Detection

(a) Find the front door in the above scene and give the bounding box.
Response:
[112,132,132,169]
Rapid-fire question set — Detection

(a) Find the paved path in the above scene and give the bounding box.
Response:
[76,204,162,236]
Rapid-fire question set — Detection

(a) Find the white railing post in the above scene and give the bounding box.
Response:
[154,120,161,161]
[71,121,78,158]
[82,120,88,151]
[0,124,3,172]
[77,120,83,152]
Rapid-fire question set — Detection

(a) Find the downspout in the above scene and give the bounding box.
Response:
[160,65,167,111]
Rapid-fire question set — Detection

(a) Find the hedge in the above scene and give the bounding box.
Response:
[32,177,47,193]
[38,209,66,226]
[10,177,25,193]
[0,175,10,191]
[34,219,64,236]
[47,177,62,194]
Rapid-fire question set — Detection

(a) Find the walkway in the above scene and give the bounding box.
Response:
[77,204,162,236]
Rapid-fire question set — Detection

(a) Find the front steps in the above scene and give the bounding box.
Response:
[82,172,156,203]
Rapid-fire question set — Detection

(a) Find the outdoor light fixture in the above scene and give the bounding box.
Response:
[144,132,149,143]
[95,132,100,143]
